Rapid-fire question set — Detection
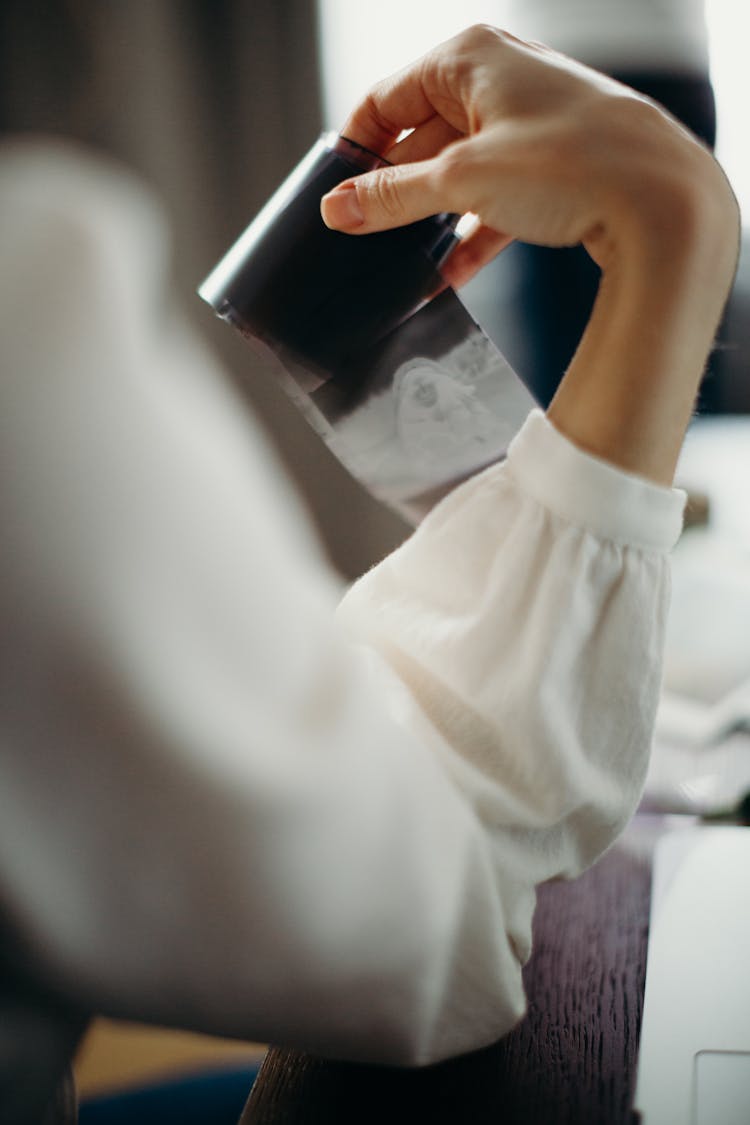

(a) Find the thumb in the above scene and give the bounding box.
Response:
[320,158,453,234]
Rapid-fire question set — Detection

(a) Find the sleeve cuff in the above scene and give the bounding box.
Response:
[502,409,686,552]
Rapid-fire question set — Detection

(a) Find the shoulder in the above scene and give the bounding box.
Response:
[0,135,168,289]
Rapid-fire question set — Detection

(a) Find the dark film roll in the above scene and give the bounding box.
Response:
[198,132,535,522]
[199,134,459,382]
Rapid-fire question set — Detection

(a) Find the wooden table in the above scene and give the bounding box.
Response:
[240,827,654,1125]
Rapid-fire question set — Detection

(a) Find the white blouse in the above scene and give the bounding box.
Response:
[0,140,684,1071]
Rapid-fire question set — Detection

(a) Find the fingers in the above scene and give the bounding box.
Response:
[319,161,513,288]
[383,115,463,165]
[324,74,469,235]
[324,54,465,234]
[441,224,513,289]
[320,153,459,234]
[337,23,498,156]
[324,26,517,235]
[338,55,444,157]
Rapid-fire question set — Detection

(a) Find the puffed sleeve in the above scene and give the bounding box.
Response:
[0,140,684,1067]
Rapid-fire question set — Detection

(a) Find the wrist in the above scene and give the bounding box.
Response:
[610,158,737,304]
[585,92,736,283]
[550,132,739,485]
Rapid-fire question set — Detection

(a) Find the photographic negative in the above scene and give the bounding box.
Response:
[199,133,536,522]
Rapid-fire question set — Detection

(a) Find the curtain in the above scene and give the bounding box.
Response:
[0,0,409,575]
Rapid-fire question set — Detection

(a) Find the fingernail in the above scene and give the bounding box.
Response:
[321,183,364,230]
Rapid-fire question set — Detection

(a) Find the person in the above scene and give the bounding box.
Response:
[481,0,719,406]
[0,24,739,1124]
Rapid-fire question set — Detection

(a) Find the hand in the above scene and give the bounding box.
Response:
[321,26,740,483]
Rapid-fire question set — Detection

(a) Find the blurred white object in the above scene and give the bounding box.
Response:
[644,416,750,816]
[634,826,750,1125]
[656,681,750,747]
[644,728,750,816]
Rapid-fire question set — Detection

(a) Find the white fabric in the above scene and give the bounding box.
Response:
[496,0,710,73]
[0,139,685,1072]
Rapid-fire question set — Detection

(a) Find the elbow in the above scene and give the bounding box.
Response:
[351,863,530,1067]
[351,963,527,1069]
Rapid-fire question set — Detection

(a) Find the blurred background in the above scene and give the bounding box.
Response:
[1,0,747,1107]
[2,0,747,584]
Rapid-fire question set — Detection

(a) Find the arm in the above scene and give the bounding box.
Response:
[0,27,736,1069]
[321,25,739,484]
